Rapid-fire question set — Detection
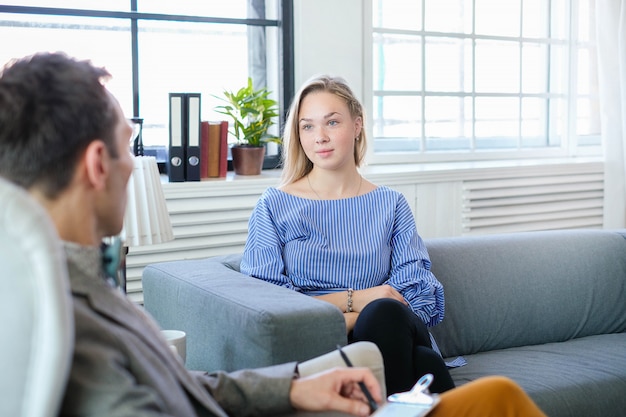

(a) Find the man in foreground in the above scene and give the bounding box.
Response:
[0,51,380,417]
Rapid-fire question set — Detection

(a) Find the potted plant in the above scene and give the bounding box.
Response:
[214,77,281,175]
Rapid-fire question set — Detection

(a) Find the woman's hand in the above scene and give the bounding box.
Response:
[289,367,382,416]
[315,285,407,314]
[352,285,407,312]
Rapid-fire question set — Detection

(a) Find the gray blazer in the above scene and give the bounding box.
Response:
[59,244,296,417]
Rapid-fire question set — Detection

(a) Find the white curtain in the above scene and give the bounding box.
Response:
[597,0,626,228]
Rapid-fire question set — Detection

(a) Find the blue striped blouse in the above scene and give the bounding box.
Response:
[240,186,445,327]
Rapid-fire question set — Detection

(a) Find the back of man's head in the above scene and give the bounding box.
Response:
[0,52,117,198]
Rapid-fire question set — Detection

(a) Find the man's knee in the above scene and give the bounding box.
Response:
[480,376,525,397]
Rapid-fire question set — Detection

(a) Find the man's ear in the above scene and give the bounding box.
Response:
[83,140,109,191]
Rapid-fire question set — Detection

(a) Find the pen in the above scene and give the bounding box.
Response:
[337,345,379,413]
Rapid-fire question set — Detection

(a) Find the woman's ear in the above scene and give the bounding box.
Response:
[354,116,363,138]
[83,140,109,191]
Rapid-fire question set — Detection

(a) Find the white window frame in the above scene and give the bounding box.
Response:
[363,0,601,166]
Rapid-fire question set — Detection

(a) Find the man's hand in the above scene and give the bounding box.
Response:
[289,367,382,416]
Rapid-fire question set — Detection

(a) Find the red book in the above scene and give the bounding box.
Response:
[207,122,221,178]
[218,120,229,178]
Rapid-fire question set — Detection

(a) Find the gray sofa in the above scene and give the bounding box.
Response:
[143,229,626,417]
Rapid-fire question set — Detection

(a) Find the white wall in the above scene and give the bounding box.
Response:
[293,0,364,99]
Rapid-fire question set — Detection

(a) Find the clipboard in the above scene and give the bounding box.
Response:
[372,374,440,417]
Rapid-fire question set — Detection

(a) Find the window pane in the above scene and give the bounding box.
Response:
[0,0,128,10]
[373,95,422,141]
[474,97,519,148]
[521,0,548,38]
[475,40,520,93]
[577,97,600,137]
[373,33,422,91]
[521,43,548,93]
[475,0,520,37]
[550,0,569,39]
[137,0,279,21]
[549,44,567,94]
[138,0,248,18]
[425,37,472,92]
[577,47,596,95]
[424,0,472,34]
[548,98,565,146]
[138,20,279,147]
[577,0,594,42]
[520,97,547,146]
[0,13,133,117]
[373,0,422,31]
[424,97,472,151]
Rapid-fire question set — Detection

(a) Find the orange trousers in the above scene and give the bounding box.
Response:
[430,376,547,417]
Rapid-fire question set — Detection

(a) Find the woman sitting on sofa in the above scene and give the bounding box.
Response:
[241,74,454,395]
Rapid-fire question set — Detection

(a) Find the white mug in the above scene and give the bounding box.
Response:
[161,330,186,364]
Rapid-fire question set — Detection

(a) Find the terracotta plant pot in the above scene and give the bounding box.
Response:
[231,146,265,175]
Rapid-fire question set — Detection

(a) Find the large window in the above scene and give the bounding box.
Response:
[369,0,600,162]
[0,0,291,167]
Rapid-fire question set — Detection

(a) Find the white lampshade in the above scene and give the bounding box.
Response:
[121,156,174,247]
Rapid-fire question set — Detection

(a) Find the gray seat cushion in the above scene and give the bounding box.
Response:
[448,333,626,417]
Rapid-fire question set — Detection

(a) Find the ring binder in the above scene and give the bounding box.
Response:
[168,92,202,182]
[185,93,201,182]
[168,93,185,182]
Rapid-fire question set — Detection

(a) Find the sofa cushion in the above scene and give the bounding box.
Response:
[448,333,626,417]
[428,230,626,358]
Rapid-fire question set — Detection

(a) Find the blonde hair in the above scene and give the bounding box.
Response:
[280,75,367,186]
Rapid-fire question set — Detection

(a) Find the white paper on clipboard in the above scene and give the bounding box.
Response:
[370,398,439,417]
[371,374,440,417]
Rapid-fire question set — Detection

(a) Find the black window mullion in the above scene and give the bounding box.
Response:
[280,0,294,120]
[130,0,139,118]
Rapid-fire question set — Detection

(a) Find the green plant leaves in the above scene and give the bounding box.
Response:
[214,77,281,147]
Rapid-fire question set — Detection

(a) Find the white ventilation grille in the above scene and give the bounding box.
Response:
[462,173,604,235]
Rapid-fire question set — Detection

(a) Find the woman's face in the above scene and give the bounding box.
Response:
[297,91,362,171]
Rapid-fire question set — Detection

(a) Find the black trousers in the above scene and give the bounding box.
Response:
[349,298,455,395]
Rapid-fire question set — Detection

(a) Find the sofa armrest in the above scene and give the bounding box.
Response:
[142,254,347,372]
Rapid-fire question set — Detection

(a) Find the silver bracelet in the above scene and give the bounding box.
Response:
[346,288,354,313]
